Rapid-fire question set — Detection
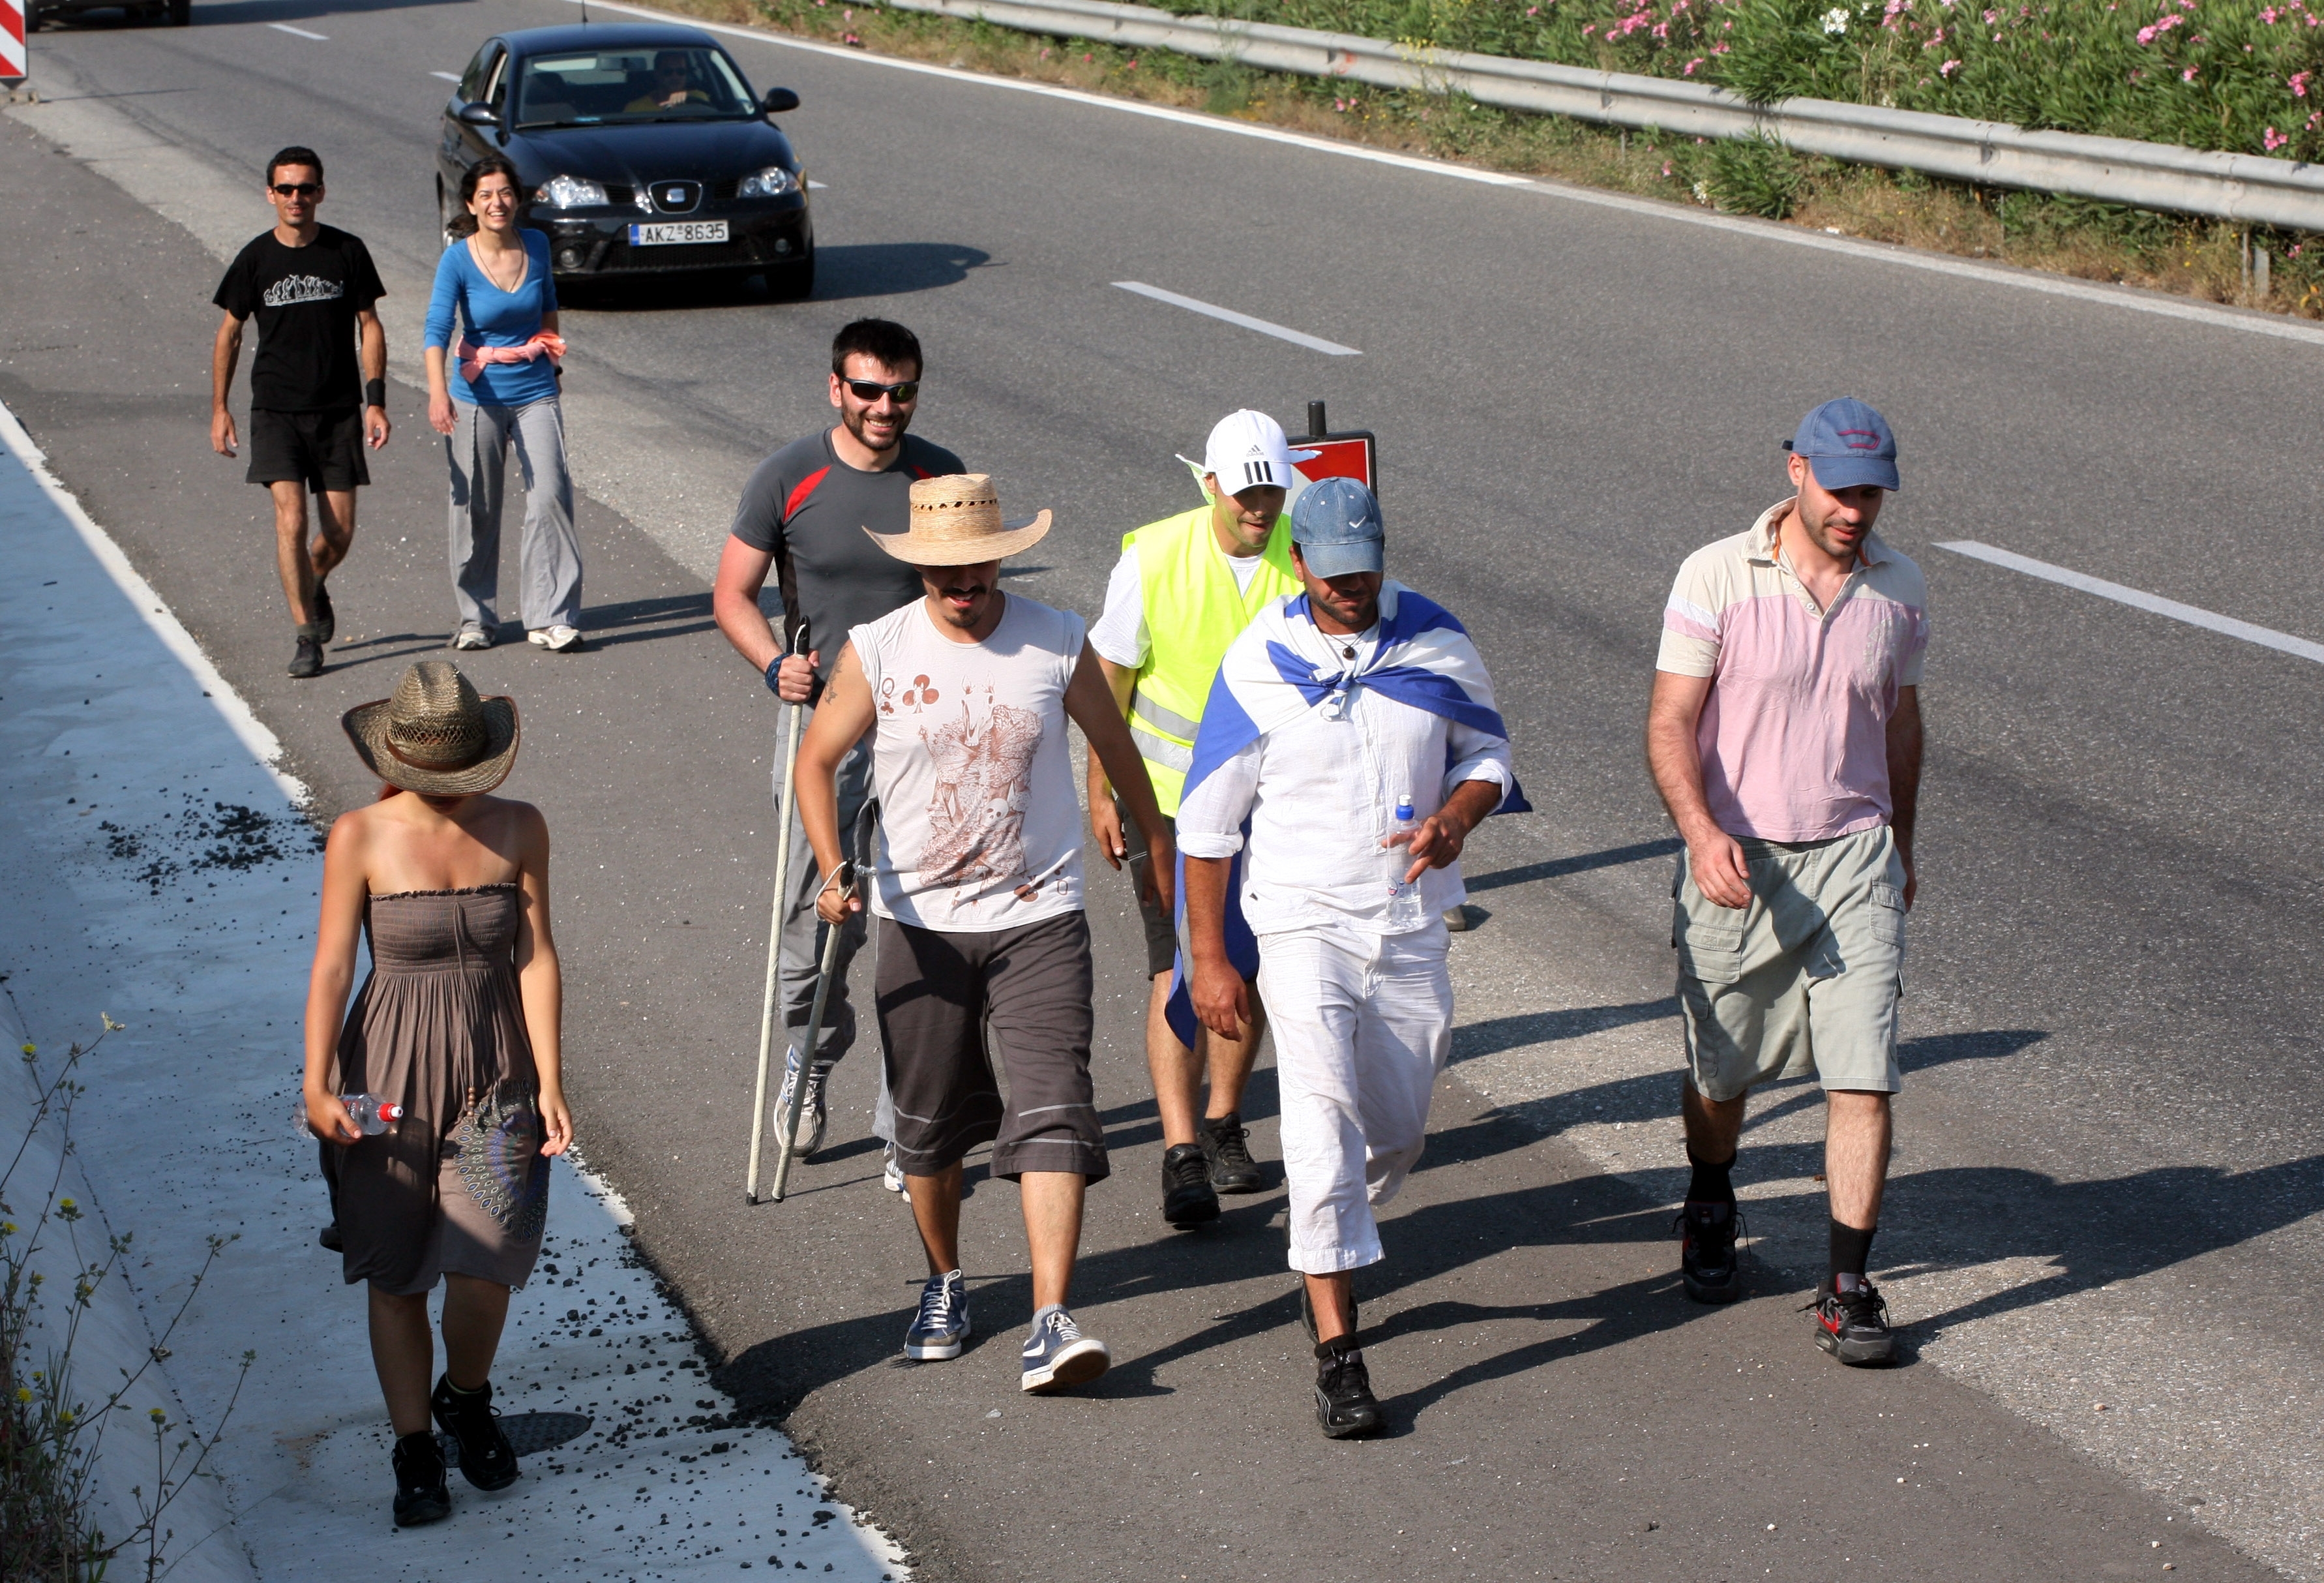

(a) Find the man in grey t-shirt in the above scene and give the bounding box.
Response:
[712,319,964,1177]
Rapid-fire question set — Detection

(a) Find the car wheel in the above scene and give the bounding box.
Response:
[167,0,190,25]
[767,245,814,302]
[437,179,458,250]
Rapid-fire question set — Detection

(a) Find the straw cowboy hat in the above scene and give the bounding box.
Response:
[867,474,1053,566]
[342,661,520,796]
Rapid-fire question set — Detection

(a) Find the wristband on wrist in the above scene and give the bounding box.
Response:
[364,378,387,408]
[765,656,788,695]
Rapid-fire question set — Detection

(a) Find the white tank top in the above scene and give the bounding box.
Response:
[850,594,1088,933]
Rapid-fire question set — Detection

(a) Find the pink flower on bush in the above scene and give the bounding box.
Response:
[1941,55,1963,71]
[2182,63,2199,78]
[2262,4,2280,17]
[1683,54,1705,72]
[2265,125,2289,148]
[2291,70,2313,95]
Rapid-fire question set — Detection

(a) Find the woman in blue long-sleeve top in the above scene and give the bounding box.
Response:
[424,155,585,653]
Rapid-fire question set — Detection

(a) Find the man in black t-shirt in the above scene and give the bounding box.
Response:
[211,146,390,680]
[713,319,965,1181]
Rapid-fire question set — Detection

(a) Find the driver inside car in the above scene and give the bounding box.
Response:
[625,52,709,112]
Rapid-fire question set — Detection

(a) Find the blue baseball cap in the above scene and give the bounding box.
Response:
[1289,476,1384,579]
[1783,397,1900,492]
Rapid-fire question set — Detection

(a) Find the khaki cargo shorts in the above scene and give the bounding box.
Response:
[1672,824,1905,1103]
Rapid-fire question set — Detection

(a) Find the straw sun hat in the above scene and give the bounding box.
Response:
[866,474,1052,567]
[342,661,520,796]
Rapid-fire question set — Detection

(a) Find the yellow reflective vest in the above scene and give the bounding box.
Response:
[1123,505,1303,816]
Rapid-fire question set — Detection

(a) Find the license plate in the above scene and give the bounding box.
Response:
[628,220,728,246]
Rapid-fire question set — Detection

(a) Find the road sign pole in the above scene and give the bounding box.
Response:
[2,0,29,92]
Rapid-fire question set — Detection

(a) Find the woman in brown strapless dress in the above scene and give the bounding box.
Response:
[302,661,573,1528]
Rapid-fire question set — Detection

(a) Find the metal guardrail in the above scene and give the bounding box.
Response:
[885,0,2324,230]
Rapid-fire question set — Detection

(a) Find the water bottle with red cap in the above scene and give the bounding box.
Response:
[296,1094,404,1139]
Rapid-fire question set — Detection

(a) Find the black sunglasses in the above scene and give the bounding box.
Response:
[842,378,919,404]
[271,182,322,198]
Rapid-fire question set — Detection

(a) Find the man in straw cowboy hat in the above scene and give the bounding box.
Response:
[1086,408,1311,1230]
[1181,479,1522,1438]
[714,319,966,1186]
[797,474,1174,1393]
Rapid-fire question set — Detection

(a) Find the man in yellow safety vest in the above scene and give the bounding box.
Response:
[1088,409,1315,1229]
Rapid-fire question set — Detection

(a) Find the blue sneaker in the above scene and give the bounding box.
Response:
[1020,1307,1110,1394]
[904,1271,970,1361]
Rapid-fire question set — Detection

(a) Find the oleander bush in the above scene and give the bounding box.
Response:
[1192,0,2324,161]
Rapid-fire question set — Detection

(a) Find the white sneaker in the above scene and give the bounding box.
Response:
[529,625,584,652]
[450,625,493,651]
[882,1141,908,1200]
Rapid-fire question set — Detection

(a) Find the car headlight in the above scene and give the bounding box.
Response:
[534,175,608,209]
[737,165,799,198]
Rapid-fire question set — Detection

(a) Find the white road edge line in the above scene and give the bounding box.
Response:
[1113,280,1359,355]
[0,398,312,802]
[1937,539,2324,665]
[269,22,329,38]
[559,0,2324,351]
[430,70,462,82]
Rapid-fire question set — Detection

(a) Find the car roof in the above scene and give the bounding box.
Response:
[496,22,724,55]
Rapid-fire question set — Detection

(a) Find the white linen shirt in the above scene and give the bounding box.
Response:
[1175,616,1515,937]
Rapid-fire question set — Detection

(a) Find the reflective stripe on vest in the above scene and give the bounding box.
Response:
[1124,505,1303,816]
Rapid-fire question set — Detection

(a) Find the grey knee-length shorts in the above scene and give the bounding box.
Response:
[873,910,1108,1184]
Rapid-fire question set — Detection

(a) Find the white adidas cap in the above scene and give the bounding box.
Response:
[1178,409,1319,496]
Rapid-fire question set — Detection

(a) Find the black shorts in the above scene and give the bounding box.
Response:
[1114,795,1179,980]
[246,406,370,492]
[874,911,1107,1185]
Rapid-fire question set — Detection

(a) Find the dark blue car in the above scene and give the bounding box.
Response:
[438,22,812,296]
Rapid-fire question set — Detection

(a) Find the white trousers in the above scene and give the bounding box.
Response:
[1257,919,1452,1275]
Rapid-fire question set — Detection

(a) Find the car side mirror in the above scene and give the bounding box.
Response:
[760,87,799,115]
[458,101,501,127]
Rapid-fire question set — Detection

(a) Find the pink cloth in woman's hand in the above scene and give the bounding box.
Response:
[454,332,568,384]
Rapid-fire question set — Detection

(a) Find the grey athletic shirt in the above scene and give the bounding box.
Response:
[728,429,966,687]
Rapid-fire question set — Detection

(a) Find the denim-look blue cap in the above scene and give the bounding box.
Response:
[1783,397,1901,492]
[1289,476,1385,578]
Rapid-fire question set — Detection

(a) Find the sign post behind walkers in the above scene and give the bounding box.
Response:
[1294,399,1376,498]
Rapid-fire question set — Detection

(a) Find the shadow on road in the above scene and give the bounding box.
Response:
[1465,836,1683,894]
[808,242,994,302]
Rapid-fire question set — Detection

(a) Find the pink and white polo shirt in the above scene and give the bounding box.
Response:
[1656,501,1929,843]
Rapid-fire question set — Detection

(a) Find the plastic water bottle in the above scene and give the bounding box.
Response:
[1386,793,1422,920]
[295,1093,404,1138]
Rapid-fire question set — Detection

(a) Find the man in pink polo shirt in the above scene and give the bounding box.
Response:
[1645,398,1928,1366]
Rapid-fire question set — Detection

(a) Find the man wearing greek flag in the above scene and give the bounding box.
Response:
[1180,477,1521,1439]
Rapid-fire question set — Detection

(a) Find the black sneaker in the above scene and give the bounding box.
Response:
[1313,1338,1382,1439]
[288,635,324,680]
[1200,1111,1263,1194]
[318,1222,343,1252]
[430,1374,519,1490]
[1161,1143,1219,1228]
[1812,1276,1898,1366]
[391,1430,451,1527]
[1298,1280,1356,1346]
[1674,1200,1744,1304]
[310,581,335,645]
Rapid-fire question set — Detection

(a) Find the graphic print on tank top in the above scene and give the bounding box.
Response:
[917,682,1047,904]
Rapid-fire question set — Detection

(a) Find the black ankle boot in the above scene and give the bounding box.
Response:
[391,1430,451,1526]
[431,1374,519,1490]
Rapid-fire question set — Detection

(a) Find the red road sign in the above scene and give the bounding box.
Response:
[1293,432,1376,494]
[1,0,26,87]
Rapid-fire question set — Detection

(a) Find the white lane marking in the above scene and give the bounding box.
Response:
[558,0,2324,350]
[1937,540,2324,665]
[808,178,827,188]
[269,22,329,38]
[430,70,462,82]
[1113,280,1358,355]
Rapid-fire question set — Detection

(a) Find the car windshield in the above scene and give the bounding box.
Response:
[514,46,755,128]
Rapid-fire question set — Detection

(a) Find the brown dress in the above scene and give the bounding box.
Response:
[323,884,548,1295]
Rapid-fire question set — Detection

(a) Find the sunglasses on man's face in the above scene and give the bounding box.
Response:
[842,378,919,404]
[271,183,322,198]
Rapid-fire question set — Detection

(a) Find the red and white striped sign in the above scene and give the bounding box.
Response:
[1,0,25,86]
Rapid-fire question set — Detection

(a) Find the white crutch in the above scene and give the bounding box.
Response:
[769,798,876,1205]
[745,624,810,1206]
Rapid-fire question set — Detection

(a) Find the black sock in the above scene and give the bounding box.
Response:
[1829,1220,1875,1290]
[1686,1148,1736,1206]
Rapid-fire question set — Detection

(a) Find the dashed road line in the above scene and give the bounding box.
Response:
[268,22,329,39]
[430,70,461,82]
[1113,280,1359,355]
[1937,539,2324,665]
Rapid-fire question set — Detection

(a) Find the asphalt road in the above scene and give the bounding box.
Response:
[5,0,2322,1576]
